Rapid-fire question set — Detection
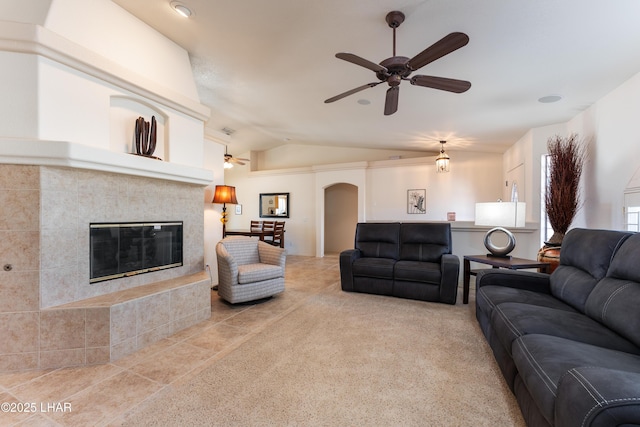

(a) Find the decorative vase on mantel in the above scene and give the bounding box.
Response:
[536,133,586,273]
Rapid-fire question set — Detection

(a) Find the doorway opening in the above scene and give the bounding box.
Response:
[324,183,358,255]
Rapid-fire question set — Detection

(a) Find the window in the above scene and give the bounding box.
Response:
[624,191,640,232]
[540,154,553,245]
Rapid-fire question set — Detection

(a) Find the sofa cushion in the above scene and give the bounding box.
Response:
[512,334,640,426]
[355,222,400,260]
[477,285,575,316]
[491,303,640,357]
[550,228,631,312]
[352,257,395,279]
[586,233,640,349]
[237,263,282,284]
[394,260,441,284]
[399,223,451,262]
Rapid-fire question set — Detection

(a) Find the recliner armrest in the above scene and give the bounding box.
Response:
[339,249,361,291]
[476,269,551,294]
[439,254,460,304]
[555,366,640,427]
[258,241,286,268]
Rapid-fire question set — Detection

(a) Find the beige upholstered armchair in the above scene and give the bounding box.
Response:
[215,236,286,304]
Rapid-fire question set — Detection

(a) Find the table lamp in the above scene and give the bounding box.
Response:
[475,201,525,258]
[212,185,238,236]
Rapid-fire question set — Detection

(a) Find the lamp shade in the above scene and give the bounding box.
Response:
[475,202,525,227]
[212,185,238,204]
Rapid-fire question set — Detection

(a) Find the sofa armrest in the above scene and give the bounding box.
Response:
[258,241,286,268]
[439,254,460,304]
[555,366,640,427]
[476,269,551,294]
[339,249,361,291]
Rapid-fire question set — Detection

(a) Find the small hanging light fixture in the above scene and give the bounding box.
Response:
[436,140,450,173]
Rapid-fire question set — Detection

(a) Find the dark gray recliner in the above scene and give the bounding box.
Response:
[340,222,460,304]
[476,228,640,427]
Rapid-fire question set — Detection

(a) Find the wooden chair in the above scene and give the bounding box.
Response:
[262,221,275,231]
[266,221,285,247]
[250,220,262,232]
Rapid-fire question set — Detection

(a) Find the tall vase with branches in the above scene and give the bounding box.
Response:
[538,134,587,272]
[544,133,587,245]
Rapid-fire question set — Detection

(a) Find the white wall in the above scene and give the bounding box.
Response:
[224,151,505,257]
[203,139,227,282]
[225,165,317,256]
[566,71,640,230]
[503,70,640,255]
[255,143,435,170]
[44,0,199,101]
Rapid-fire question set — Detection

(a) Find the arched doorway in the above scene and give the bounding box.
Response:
[324,183,358,255]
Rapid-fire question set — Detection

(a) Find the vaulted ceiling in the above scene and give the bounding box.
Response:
[114,0,640,155]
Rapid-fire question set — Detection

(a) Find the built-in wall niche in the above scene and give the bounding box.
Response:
[109,96,167,159]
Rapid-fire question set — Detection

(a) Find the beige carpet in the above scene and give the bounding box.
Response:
[122,282,525,426]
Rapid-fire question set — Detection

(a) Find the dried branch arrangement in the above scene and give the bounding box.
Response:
[545,133,587,244]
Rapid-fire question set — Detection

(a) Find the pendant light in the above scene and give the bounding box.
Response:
[436,140,450,173]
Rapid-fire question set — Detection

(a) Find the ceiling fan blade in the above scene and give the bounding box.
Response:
[235,157,250,162]
[335,53,388,73]
[410,75,471,93]
[407,32,469,71]
[384,87,399,116]
[324,82,382,103]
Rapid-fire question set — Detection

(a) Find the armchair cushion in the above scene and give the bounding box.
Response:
[238,264,283,284]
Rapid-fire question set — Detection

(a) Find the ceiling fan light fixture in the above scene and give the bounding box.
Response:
[436,140,450,173]
[170,1,193,18]
[224,161,233,169]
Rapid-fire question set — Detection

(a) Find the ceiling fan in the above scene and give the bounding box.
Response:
[324,11,471,115]
[224,147,249,169]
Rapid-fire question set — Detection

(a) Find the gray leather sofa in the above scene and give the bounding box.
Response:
[339,222,460,304]
[476,228,640,426]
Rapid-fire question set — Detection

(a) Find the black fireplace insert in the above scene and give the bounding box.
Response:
[90,221,183,283]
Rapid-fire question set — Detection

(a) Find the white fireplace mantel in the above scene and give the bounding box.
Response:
[0,139,213,185]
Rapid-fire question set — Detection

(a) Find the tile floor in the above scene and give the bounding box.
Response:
[0,255,340,426]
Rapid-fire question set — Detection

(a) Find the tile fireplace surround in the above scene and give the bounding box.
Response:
[0,164,211,372]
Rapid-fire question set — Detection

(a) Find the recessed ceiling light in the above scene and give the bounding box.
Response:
[170,1,193,18]
[538,95,562,103]
[357,99,371,105]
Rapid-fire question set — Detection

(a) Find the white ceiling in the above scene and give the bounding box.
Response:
[113,0,640,155]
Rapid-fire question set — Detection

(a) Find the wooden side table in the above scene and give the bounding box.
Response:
[463,255,551,304]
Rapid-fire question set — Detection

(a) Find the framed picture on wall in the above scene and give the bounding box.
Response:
[407,189,426,214]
